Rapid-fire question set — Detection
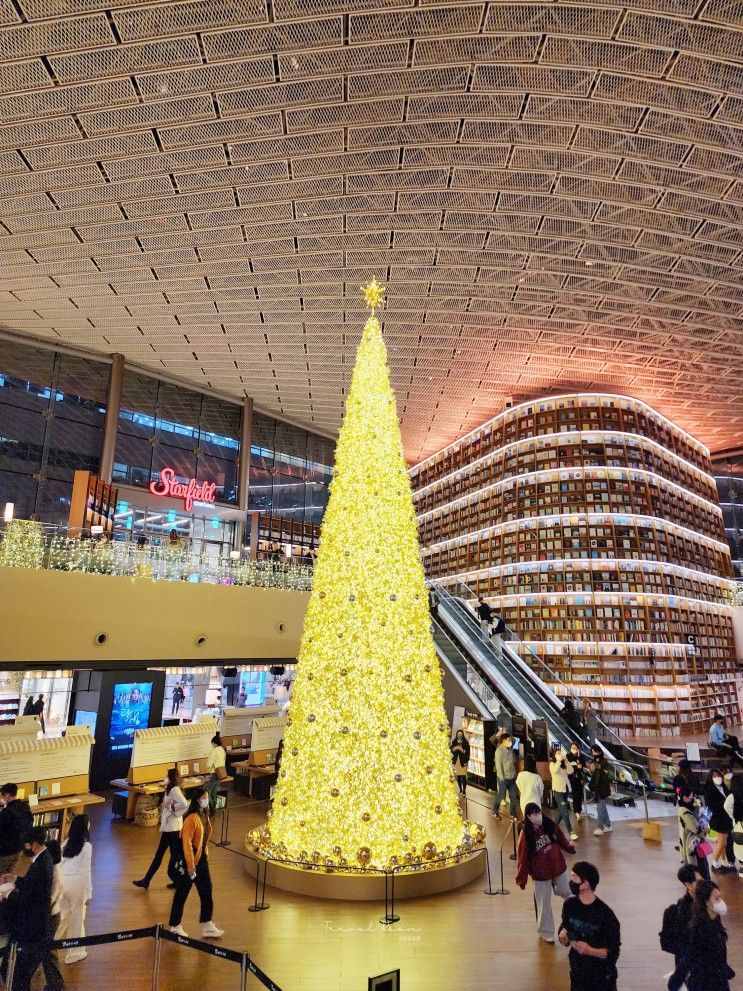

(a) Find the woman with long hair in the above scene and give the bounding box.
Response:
[450,729,470,795]
[133,767,188,890]
[550,748,579,841]
[59,814,92,965]
[167,786,223,939]
[667,879,734,991]
[515,802,575,943]
[703,769,732,871]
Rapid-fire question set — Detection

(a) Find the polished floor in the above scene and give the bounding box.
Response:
[33,789,743,991]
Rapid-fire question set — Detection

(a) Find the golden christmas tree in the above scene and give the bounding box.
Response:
[249,280,482,870]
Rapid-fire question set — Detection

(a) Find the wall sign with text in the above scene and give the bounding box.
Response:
[149,467,217,511]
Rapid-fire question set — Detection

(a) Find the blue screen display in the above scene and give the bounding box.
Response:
[108,682,153,759]
[74,710,97,734]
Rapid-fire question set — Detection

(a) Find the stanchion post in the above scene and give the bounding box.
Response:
[248,858,269,912]
[6,941,17,991]
[510,817,519,861]
[379,869,399,925]
[151,924,162,991]
[239,952,249,991]
[486,819,512,896]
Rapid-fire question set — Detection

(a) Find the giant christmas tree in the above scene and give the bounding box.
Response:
[249,281,481,870]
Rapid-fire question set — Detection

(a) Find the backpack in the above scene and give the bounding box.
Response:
[659,902,679,955]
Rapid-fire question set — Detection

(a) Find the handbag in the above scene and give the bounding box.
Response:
[693,838,713,859]
[732,821,743,847]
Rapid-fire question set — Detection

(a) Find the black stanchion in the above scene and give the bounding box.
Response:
[158,926,245,962]
[249,858,270,913]
[510,817,519,861]
[379,870,399,926]
[485,818,514,896]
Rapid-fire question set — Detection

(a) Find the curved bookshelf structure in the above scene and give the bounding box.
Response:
[411,393,740,738]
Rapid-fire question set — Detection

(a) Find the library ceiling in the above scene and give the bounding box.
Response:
[0,0,742,461]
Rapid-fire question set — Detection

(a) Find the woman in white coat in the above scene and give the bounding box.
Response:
[59,814,92,964]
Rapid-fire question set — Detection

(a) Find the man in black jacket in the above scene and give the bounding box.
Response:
[0,783,33,874]
[659,864,703,968]
[0,825,56,991]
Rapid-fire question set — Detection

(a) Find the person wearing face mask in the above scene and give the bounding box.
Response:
[167,787,223,939]
[671,758,700,803]
[0,826,55,991]
[558,861,621,991]
[58,814,92,964]
[659,864,704,969]
[723,771,743,877]
[516,802,575,943]
[677,787,710,880]
[133,767,188,890]
[589,748,613,837]
[550,747,579,841]
[492,733,518,821]
[568,744,586,823]
[703,769,732,871]
[450,729,470,795]
[667,879,734,991]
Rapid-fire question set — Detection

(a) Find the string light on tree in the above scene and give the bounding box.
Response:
[248,281,484,870]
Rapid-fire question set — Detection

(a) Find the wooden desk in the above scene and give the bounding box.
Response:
[109,775,209,821]
[232,761,274,798]
[34,793,105,839]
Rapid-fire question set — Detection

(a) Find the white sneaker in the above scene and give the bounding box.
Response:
[201,921,224,938]
[168,925,188,937]
[570,832,579,841]
[540,935,555,943]
[64,950,88,964]
[603,825,612,833]
[593,827,604,836]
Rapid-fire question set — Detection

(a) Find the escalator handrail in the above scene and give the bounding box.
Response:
[432,618,498,719]
[431,578,652,770]
[437,597,584,747]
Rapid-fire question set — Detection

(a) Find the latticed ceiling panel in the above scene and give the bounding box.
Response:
[0,2,742,459]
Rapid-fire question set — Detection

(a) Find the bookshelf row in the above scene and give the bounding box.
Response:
[415,438,718,517]
[558,680,742,735]
[482,592,736,657]
[437,559,733,605]
[423,515,733,583]
[416,465,723,542]
[411,394,712,490]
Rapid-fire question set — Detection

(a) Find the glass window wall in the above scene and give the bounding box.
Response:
[114,370,240,505]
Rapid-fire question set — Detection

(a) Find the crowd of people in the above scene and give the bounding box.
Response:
[0,783,93,991]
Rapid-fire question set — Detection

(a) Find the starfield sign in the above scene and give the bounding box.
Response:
[149,467,217,512]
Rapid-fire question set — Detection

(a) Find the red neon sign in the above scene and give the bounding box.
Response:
[149,467,217,512]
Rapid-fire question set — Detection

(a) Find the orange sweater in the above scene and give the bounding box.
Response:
[181,812,211,875]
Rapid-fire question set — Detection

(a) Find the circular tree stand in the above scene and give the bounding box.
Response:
[243,843,486,901]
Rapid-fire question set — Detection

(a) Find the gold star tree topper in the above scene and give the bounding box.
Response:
[361,277,385,313]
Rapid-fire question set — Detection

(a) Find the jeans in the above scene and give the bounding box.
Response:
[553,790,573,832]
[169,856,213,927]
[494,777,518,817]
[142,831,182,884]
[596,797,612,830]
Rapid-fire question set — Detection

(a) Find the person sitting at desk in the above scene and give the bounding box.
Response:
[709,715,743,768]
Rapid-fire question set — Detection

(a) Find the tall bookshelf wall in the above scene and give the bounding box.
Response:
[411,393,742,738]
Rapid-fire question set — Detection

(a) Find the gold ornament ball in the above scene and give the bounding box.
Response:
[413,731,421,739]
[280,797,288,806]
[380,730,388,738]
[332,845,342,856]
[308,714,316,722]
[331,788,340,797]
[422,842,437,861]
[434,805,442,814]
[357,847,372,866]
[404,674,412,683]
[394,773,403,782]
[340,668,348,676]
[362,812,371,822]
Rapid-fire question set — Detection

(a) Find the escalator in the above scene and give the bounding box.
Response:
[431,579,657,795]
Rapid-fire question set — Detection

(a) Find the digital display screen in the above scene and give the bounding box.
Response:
[237,670,266,707]
[108,682,153,759]
[74,710,97,734]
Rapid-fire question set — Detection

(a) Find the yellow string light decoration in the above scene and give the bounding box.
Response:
[248,282,483,870]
